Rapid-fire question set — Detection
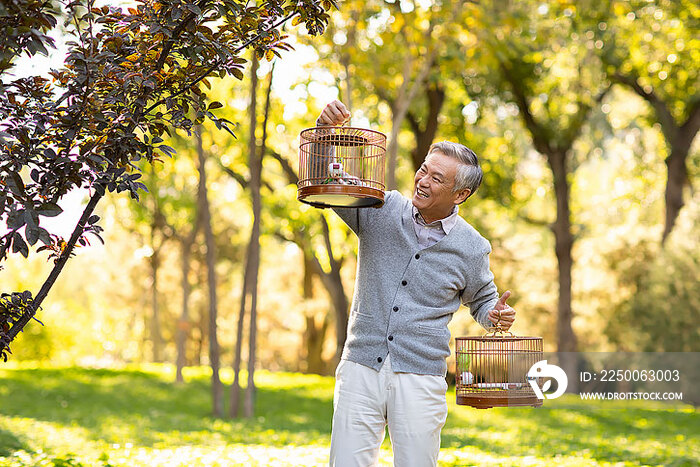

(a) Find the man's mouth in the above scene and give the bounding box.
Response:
[415,188,429,199]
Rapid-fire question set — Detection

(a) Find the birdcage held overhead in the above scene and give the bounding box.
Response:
[297,126,386,208]
[456,332,544,409]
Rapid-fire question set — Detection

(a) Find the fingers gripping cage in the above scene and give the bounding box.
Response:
[297,126,387,208]
[455,334,544,409]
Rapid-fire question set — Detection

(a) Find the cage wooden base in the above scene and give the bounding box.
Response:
[298,184,385,208]
[456,391,543,409]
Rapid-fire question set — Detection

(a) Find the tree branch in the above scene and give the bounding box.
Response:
[517,212,552,229]
[219,162,249,189]
[218,162,276,192]
[143,12,297,118]
[560,85,611,151]
[406,111,421,136]
[268,149,299,184]
[319,213,339,271]
[680,97,700,143]
[612,72,679,141]
[498,59,552,155]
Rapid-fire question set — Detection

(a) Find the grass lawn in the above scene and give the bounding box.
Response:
[0,364,697,466]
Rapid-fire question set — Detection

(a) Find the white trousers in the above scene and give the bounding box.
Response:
[329,354,448,467]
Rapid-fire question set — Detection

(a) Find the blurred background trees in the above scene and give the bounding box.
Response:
[2,0,698,415]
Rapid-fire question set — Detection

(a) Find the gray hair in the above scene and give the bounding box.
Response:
[428,141,483,200]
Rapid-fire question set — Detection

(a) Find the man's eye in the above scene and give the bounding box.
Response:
[433,177,442,183]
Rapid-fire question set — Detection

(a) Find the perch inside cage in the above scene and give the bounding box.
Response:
[298,126,386,208]
[455,333,543,409]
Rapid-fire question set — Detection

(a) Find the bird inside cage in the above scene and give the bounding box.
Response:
[455,334,543,408]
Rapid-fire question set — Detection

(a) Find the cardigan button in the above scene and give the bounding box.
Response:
[388,335,394,341]
[415,253,420,259]
[393,306,399,312]
[377,357,383,363]
[401,280,407,286]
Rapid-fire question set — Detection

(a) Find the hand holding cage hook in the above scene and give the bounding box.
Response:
[487,291,515,331]
[316,99,351,127]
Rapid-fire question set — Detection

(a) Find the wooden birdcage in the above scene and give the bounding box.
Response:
[456,331,543,409]
[297,126,386,208]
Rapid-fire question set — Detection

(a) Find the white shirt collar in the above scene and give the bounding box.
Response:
[412,205,460,235]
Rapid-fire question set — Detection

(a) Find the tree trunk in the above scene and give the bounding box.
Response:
[175,218,200,383]
[302,253,329,375]
[317,215,349,366]
[175,241,191,382]
[231,55,266,418]
[229,247,250,417]
[662,145,688,244]
[547,149,578,392]
[327,269,349,366]
[660,103,700,243]
[243,55,263,418]
[408,84,445,171]
[195,284,206,365]
[243,221,260,418]
[138,279,148,361]
[304,314,329,374]
[149,249,162,362]
[197,126,223,417]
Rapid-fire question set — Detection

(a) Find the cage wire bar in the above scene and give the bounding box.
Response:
[298,126,386,208]
[456,335,543,408]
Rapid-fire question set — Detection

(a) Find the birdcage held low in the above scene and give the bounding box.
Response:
[456,332,544,409]
[297,126,387,208]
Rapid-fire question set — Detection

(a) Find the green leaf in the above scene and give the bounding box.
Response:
[12,233,29,258]
[37,228,51,246]
[231,68,244,80]
[158,145,176,156]
[24,209,39,228]
[8,172,26,197]
[26,227,39,246]
[37,203,63,217]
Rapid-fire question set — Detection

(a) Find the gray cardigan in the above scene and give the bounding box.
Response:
[334,190,499,376]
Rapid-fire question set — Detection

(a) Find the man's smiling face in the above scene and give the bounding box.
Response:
[412,150,470,224]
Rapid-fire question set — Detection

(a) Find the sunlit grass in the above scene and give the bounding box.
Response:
[0,364,697,466]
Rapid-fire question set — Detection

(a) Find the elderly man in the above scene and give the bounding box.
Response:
[317,100,515,467]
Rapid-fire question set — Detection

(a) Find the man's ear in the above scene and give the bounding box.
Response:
[454,188,471,205]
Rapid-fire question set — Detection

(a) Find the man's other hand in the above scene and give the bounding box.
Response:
[488,290,515,331]
[317,100,350,126]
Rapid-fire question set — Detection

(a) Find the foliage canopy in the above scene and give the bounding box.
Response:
[0,0,334,360]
